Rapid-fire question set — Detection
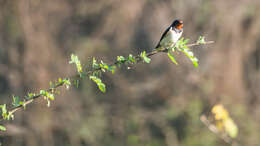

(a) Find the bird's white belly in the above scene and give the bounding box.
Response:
[160,29,182,48]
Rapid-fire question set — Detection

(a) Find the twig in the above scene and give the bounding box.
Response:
[6,41,214,118]
[187,41,214,47]
[8,82,64,115]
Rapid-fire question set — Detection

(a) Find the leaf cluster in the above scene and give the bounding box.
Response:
[165,37,202,67]
[211,104,238,138]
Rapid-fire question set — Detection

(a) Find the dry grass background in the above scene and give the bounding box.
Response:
[0,0,260,146]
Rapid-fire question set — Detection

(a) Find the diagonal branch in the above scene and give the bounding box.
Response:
[6,41,214,119]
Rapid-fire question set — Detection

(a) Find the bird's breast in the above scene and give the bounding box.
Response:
[169,29,182,43]
[160,28,182,48]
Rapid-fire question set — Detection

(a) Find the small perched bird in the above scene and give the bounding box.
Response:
[155,19,183,50]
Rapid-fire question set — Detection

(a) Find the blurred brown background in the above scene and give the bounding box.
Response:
[0,0,260,146]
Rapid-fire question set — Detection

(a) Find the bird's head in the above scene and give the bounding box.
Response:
[172,19,183,30]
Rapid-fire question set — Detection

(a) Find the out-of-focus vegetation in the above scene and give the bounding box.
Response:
[0,0,260,146]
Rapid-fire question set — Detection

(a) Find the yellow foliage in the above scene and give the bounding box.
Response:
[211,104,238,138]
[211,104,229,120]
[224,118,238,138]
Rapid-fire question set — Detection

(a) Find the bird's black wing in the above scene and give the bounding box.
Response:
[155,26,171,49]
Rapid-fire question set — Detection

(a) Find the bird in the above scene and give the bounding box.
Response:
[155,19,183,50]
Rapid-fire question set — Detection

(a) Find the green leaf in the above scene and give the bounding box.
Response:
[58,78,62,84]
[40,90,54,106]
[12,96,20,107]
[46,92,55,100]
[92,57,99,69]
[117,56,126,62]
[69,54,80,65]
[69,54,83,75]
[140,51,151,63]
[105,64,116,73]
[0,125,6,131]
[191,58,199,67]
[89,75,106,93]
[109,65,116,74]
[26,93,35,100]
[116,56,125,67]
[98,83,106,93]
[0,104,7,115]
[175,38,189,51]
[127,54,136,64]
[167,52,178,65]
[0,104,8,120]
[40,90,46,95]
[183,38,189,45]
[63,78,71,89]
[20,101,26,109]
[196,36,206,44]
[180,47,199,67]
[99,60,106,72]
[100,60,115,73]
